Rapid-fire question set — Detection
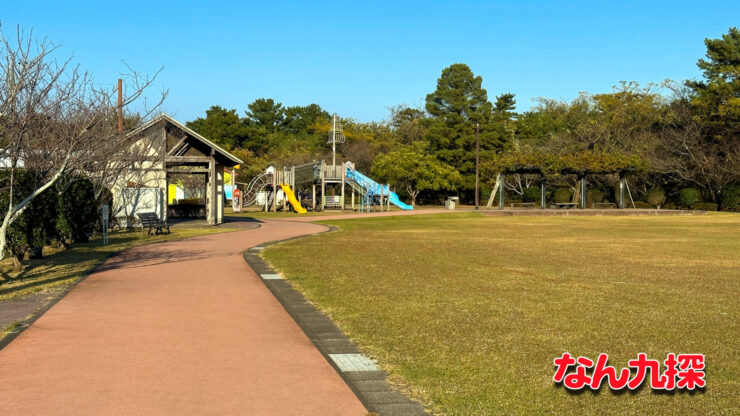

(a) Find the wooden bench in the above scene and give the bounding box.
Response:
[593,202,616,209]
[550,203,578,209]
[136,212,170,235]
[510,202,536,209]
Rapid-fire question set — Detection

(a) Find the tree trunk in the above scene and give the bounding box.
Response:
[407,186,419,207]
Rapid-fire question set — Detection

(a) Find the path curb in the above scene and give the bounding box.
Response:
[243,226,429,416]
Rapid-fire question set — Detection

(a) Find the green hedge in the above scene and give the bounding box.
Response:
[56,179,97,245]
[523,187,541,203]
[586,188,604,204]
[693,202,718,211]
[679,188,701,208]
[553,188,572,203]
[720,184,740,211]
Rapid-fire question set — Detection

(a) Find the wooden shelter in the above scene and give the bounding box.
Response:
[114,114,242,225]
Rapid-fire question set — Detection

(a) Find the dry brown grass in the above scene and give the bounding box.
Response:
[265,213,740,415]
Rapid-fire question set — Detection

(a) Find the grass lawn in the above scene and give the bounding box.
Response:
[0,227,233,341]
[224,205,451,219]
[263,212,740,415]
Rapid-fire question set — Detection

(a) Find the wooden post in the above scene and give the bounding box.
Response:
[209,156,216,224]
[351,188,355,211]
[216,165,224,224]
[312,184,316,211]
[619,175,625,209]
[499,175,506,210]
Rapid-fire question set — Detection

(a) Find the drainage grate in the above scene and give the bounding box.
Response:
[329,353,380,372]
[260,273,283,280]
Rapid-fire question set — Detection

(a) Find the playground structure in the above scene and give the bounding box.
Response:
[237,160,413,213]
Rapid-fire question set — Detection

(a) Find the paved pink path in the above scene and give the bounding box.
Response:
[0,220,366,415]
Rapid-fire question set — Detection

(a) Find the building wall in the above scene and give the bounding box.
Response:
[111,126,167,225]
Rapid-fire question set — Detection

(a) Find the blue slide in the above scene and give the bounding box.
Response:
[345,164,413,210]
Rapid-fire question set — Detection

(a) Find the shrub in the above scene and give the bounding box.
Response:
[522,187,540,203]
[586,188,604,204]
[646,188,666,209]
[56,179,97,245]
[678,188,701,208]
[720,184,740,211]
[693,203,718,211]
[553,188,572,203]
[632,201,653,209]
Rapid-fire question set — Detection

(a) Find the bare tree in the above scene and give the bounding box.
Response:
[655,83,740,201]
[0,25,164,257]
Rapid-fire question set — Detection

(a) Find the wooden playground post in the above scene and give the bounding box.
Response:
[209,155,216,223]
[351,188,355,211]
[312,184,316,211]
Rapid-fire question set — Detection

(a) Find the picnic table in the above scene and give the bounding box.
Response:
[510,202,536,209]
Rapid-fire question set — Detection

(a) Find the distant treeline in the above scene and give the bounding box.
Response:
[187,27,740,210]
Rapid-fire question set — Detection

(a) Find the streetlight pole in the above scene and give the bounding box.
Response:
[475,122,480,209]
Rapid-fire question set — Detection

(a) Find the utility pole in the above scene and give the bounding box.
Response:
[475,122,480,209]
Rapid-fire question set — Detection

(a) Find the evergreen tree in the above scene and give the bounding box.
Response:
[186,106,248,149]
[687,27,740,139]
[424,64,501,201]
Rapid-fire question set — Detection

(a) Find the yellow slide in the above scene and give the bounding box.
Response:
[280,184,307,214]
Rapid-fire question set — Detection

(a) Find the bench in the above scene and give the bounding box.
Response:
[592,202,616,209]
[136,212,170,235]
[550,203,578,209]
[510,202,536,209]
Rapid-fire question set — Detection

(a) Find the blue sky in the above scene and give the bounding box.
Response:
[3,1,739,122]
